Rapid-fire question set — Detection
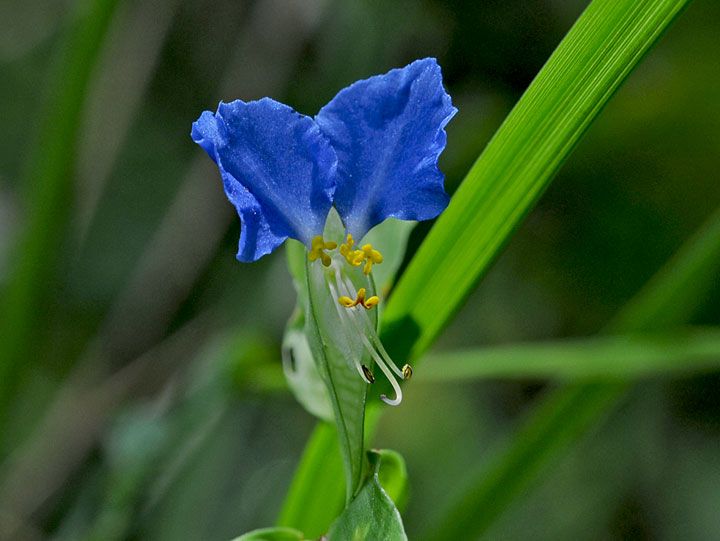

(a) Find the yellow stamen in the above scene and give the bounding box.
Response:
[364,295,380,309]
[402,364,413,380]
[308,235,337,266]
[337,287,379,310]
[340,233,362,266]
[362,244,383,262]
[339,234,383,275]
[362,364,375,383]
[337,295,355,307]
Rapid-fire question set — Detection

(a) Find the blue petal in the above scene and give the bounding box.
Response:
[315,58,457,240]
[191,98,337,262]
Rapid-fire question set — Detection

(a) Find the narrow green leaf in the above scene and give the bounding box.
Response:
[425,382,624,541]
[0,0,120,426]
[276,401,384,538]
[610,206,720,331]
[232,527,304,541]
[420,327,720,381]
[276,423,345,538]
[327,450,408,541]
[381,0,692,362]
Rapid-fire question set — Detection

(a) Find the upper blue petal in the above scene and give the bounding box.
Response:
[315,57,457,240]
[191,98,337,262]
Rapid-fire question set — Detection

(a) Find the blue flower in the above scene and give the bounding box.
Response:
[192,58,456,405]
[191,99,337,262]
[192,57,456,263]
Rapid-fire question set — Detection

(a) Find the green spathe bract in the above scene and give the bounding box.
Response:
[303,247,375,500]
[284,209,417,502]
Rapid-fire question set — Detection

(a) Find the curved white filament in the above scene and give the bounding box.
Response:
[340,275,405,379]
[332,265,404,405]
[327,279,374,384]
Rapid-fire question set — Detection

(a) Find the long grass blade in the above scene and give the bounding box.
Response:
[381,0,692,362]
[0,0,119,426]
[275,423,346,539]
[420,327,720,381]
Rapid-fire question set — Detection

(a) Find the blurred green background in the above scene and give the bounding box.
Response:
[1,0,719,539]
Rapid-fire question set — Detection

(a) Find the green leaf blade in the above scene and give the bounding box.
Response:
[424,382,625,541]
[276,423,345,538]
[382,0,692,361]
[327,450,408,541]
[0,0,121,437]
[420,327,720,381]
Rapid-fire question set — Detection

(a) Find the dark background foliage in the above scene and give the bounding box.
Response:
[0,0,719,539]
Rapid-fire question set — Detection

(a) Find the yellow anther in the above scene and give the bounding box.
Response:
[362,364,375,383]
[337,287,379,310]
[364,295,380,309]
[362,244,383,262]
[337,295,355,307]
[402,364,413,380]
[307,250,332,266]
[311,236,325,250]
[339,235,383,275]
[308,235,337,267]
[360,244,383,275]
[345,287,366,307]
[340,234,364,266]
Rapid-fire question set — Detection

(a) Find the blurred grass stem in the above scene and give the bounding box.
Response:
[0,0,120,434]
[420,326,720,381]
